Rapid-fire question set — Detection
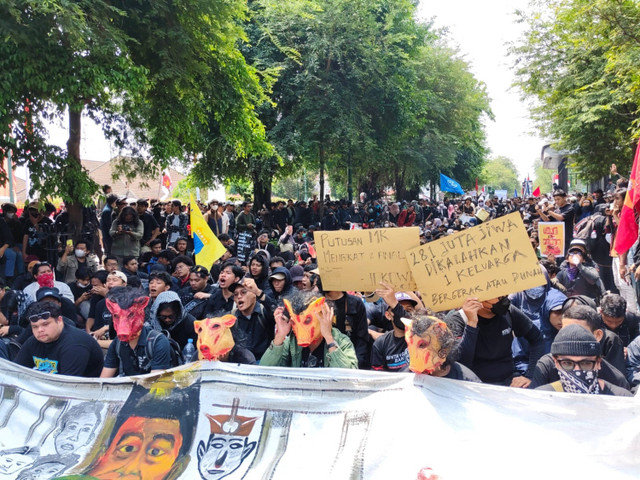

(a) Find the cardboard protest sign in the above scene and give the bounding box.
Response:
[538,222,565,257]
[406,212,545,311]
[315,228,419,291]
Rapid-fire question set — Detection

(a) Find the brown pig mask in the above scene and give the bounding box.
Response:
[402,316,454,374]
[194,315,237,360]
[283,296,325,348]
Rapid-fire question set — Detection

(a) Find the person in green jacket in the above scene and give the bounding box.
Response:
[260,293,358,369]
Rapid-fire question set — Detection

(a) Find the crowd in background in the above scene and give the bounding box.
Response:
[0,172,638,398]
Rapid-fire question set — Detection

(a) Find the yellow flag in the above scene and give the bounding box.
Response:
[189,195,226,269]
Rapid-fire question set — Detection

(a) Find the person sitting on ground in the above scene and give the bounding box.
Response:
[555,239,605,301]
[230,279,274,360]
[171,255,194,290]
[260,292,358,369]
[102,255,119,273]
[178,265,214,320]
[69,267,92,325]
[535,324,632,396]
[204,262,244,315]
[14,301,103,377]
[149,290,195,350]
[85,270,128,346]
[23,261,74,302]
[528,305,630,390]
[100,287,172,378]
[598,293,640,349]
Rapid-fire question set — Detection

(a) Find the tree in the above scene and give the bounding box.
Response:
[480,156,520,193]
[0,0,271,235]
[511,0,640,180]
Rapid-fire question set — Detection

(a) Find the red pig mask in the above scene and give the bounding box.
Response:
[283,297,325,347]
[194,315,237,360]
[402,317,454,374]
[106,296,150,342]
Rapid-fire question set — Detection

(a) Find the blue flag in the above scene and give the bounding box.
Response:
[514,187,518,198]
[439,173,464,195]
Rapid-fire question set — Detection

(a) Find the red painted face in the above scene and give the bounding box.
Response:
[283,297,325,348]
[194,315,237,360]
[106,297,150,342]
[403,318,452,374]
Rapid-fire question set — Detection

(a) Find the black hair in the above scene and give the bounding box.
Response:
[106,287,147,309]
[158,249,177,262]
[74,240,88,249]
[600,293,627,318]
[117,206,139,225]
[75,267,90,280]
[127,276,142,289]
[103,255,118,266]
[31,261,52,277]
[149,271,172,287]
[221,261,244,280]
[562,305,601,332]
[269,256,285,267]
[217,233,231,243]
[123,255,137,267]
[172,255,194,270]
[106,381,200,461]
[171,199,181,207]
[102,184,111,193]
[26,301,61,320]
[92,270,109,284]
[106,194,118,206]
[149,238,162,248]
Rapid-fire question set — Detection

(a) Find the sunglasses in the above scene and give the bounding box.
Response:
[556,358,597,371]
[29,311,52,323]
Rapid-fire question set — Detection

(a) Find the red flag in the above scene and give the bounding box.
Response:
[475,177,478,193]
[532,186,541,197]
[614,142,640,255]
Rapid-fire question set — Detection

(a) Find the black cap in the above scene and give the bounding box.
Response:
[36,287,61,302]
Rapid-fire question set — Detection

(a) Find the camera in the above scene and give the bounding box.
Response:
[122,225,132,232]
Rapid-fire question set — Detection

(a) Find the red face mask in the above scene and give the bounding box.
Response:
[37,272,55,288]
[283,297,325,347]
[106,297,150,342]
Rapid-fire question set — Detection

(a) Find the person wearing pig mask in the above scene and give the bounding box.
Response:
[555,239,605,301]
[194,314,256,364]
[260,291,358,368]
[100,287,172,377]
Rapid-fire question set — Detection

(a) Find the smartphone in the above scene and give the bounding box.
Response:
[66,239,73,247]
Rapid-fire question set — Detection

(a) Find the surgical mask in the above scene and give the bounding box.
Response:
[75,249,86,258]
[490,297,511,316]
[5,213,14,219]
[77,281,90,288]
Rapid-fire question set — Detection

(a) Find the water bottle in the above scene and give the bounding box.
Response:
[183,338,197,363]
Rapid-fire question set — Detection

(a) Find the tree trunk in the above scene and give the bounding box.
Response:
[66,108,83,242]
[253,171,272,212]
[395,169,406,201]
[319,143,325,202]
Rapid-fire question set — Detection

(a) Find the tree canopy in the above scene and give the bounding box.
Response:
[480,156,520,193]
[511,0,640,180]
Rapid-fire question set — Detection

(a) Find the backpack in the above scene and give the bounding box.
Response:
[115,329,183,376]
[573,215,598,252]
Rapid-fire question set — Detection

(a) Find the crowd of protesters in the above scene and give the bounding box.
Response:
[1,171,639,398]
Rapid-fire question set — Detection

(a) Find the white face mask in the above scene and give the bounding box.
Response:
[5,213,14,219]
[75,249,86,258]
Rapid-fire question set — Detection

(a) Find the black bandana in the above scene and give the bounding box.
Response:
[558,368,600,394]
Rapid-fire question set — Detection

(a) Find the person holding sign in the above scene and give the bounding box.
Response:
[537,189,575,256]
[446,296,544,387]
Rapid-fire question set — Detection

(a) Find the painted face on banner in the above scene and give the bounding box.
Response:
[106,297,150,342]
[402,317,452,374]
[194,315,237,361]
[283,297,325,347]
[88,417,182,480]
[54,412,97,455]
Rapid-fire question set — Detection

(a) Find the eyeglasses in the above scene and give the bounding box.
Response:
[29,311,52,323]
[556,358,597,371]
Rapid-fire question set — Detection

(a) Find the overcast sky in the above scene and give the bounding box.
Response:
[417,0,544,178]
[48,0,543,180]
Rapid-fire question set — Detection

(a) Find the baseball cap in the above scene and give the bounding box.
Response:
[36,287,62,302]
[395,292,417,306]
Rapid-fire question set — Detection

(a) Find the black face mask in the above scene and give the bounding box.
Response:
[490,297,510,316]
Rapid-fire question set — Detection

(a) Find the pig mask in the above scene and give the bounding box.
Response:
[283,296,325,348]
[194,315,237,361]
[106,296,150,342]
[402,317,454,374]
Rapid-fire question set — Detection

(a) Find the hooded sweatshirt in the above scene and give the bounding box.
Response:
[149,290,195,349]
[268,266,293,304]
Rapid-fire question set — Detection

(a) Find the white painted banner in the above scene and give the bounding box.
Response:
[0,360,638,480]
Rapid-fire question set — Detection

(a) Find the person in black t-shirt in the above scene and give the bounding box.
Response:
[599,293,640,348]
[15,301,103,377]
[371,306,409,372]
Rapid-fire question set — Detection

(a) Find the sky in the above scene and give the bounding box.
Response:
[416,0,545,178]
[47,0,544,180]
